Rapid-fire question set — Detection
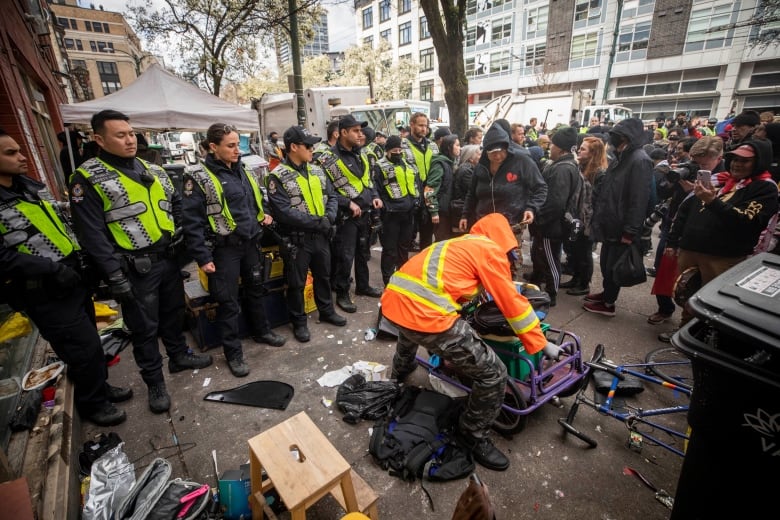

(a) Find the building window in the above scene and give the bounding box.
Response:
[526,6,548,39]
[466,0,478,16]
[85,20,91,31]
[92,21,103,33]
[475,53,489,76]
[400,53,412,61]
[616,21,650,62]
[380,28,391,41]
[622,0,655,19]
[103,23,110,33]
[523,43,546,75]
[420,79,433,101]
[491,15,512,41]
[97,61,121,95]
[685,1,738,52]
[399,0,411,15]
[465,26,476,47]
[89,40,97,52]
[420,16,430,39]
[489,49,511,74]
[76,39,83,51]
[465,56,475,77]
[399,21,411,45]
[570,31,599,68]
[362,7,373,29]
[420,47,434,71]
[72,59,87,70]
[96,41,114,53]
[64,38,75,49]
[574,0,602,25]
[380,0,391,22]
[363,35,374,47]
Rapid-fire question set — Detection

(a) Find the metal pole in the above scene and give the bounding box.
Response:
[288,0,306,126]
[602,0,624,105]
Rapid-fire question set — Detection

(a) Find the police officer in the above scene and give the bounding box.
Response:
[372,135,418,286]
[316,115,384,313]
[69,110,213,414]
[401,112,435,251]
[181,123,286,377]
[266,126,346,342]
[0,128,130,426]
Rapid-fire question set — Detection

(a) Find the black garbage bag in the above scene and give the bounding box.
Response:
[336,374,401,424]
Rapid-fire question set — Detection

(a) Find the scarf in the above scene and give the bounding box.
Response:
[714,170,772,195]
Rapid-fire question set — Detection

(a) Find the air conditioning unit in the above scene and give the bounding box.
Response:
[24,14,50,36]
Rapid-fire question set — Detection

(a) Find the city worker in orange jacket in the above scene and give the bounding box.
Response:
[380,212,561,471]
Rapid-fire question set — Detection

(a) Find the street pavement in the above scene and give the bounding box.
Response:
[80,236,687,520]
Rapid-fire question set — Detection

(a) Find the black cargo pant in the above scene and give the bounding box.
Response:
[379,209,414,286]
[390,318,507,438]
[121,254,189,386]
[207,236,272,361]
[283,231,335,326]
[23,281,110,415]
[332,213,371,294]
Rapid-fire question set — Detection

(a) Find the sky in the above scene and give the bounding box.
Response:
[77,0,357,51]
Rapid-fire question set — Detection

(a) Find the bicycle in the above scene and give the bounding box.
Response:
[559,344,692,457]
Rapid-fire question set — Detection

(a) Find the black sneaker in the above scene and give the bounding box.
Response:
[336,293,357,313]
[86,402,127,427]
[355,286,383,298]
[106,384,133,403]
[459,433,509,471]
[147,383,171,414]
[293,325,311,343]
[168,348,213,373]
[227,356,250,377]
[566,286,590,296]
[319,313,347,326]
[253,331,286,347]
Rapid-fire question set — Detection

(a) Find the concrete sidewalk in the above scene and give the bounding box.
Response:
[80,244,686,519]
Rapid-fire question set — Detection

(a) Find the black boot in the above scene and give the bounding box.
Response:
[458,432,509,471]
[559,278,580,289]
[336,292,357,313]
[168,348,213,373]
[85,402,127,426]
[147,382,171,414]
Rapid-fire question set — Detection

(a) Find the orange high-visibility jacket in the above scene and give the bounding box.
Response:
[381,213,547,354]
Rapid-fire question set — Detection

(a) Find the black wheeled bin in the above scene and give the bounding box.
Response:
[162,163,185,196]
[670,252,780,519]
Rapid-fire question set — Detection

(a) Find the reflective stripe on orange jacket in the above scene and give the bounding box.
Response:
[380,213,548,354]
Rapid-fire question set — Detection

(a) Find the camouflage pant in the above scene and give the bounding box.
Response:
[391,318,508,438]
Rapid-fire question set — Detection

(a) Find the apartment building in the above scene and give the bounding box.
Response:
[49,0,154,101]
[355,0,780,122]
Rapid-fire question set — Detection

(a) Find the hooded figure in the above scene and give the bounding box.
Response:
[461,123,547,230]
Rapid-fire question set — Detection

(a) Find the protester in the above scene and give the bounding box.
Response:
[426,134,460,241]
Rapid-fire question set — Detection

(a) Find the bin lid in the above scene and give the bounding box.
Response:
[687,252,780,351]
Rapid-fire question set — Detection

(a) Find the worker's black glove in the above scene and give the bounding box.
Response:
[51,263,81,291]
[107,270,134,303]
[316,216,332,235]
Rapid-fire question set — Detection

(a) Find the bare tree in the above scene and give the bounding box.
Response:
[129,0,321,96]
[420,0,469,137]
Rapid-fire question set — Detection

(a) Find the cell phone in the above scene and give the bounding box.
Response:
[697,170,712,188]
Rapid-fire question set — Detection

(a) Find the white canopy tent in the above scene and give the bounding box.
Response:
[59,64,258,132]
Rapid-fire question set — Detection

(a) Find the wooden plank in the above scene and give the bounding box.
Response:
[330,468,378,518]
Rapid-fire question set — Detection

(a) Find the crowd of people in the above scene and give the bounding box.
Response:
[2,104,778,473]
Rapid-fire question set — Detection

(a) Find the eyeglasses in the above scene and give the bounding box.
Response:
[668,136,680,140]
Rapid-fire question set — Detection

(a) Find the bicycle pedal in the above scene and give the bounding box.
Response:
[627,431,643,452]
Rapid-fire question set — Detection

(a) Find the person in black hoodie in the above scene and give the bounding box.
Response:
[584,117,653,316]
[660,139,778,337]
[459,122,547,276]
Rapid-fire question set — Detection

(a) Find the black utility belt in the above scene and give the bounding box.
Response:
[214,234,254,247]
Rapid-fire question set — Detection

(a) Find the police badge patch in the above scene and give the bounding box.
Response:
[183,178,194,196]
[267,179,277,194]
[70,183,84,203]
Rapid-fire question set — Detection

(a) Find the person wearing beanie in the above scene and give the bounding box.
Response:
[584,118,653,317]
[459,121,547,278]
[372,134,418,285]
[432,126,451,148]
[528,126,581,306]
[727,110,761,151]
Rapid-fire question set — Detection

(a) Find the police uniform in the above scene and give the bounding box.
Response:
[69,151,209,401]
[372,154,418,285]
[266,154,341,338]
[2,175,127,425]
[316,143,381,310]
[402,136,435,251]
[181,154,284,370]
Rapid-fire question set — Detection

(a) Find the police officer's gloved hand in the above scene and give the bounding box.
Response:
[107,270,134,303]
[316,216,331,235]
[543,341,563,360]
[52,263,81,290]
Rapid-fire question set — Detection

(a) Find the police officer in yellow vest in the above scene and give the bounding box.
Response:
[316,115,384,313]
[402,112,435,251]
[69,110,213,414]
[266,126,346,343]
[0,128,132,426]
[372,135,418,286]
[181,123,287,377]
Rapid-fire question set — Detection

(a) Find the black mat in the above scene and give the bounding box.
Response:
[203,381,294,410]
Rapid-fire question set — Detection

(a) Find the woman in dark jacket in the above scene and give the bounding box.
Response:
[426,134,460,241]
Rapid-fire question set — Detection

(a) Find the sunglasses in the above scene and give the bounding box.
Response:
[220,125,237,134]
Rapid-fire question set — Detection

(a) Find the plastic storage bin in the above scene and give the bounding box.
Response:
[670,252,780,519]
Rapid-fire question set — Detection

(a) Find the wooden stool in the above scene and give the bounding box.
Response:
[248,411,378,520]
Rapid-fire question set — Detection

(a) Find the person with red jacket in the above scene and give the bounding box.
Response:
[381,213,560,472]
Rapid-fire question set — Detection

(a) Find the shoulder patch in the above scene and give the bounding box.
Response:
[268,179,277,194]
[183,178,194,196]
[70,183,84,203]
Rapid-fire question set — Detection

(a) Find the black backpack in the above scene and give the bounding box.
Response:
[369,387,474,482]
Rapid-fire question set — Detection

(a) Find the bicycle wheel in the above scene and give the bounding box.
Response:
[645,346,693,391]
[492,379,528,435]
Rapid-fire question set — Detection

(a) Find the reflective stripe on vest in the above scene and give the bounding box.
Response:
[77,158,174,250]
[377,159,417,200]
[270,162,325,216]
[0,197,77,261]
[189,163,265,236]
[318,150,370,199]
[402,138,432,182]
